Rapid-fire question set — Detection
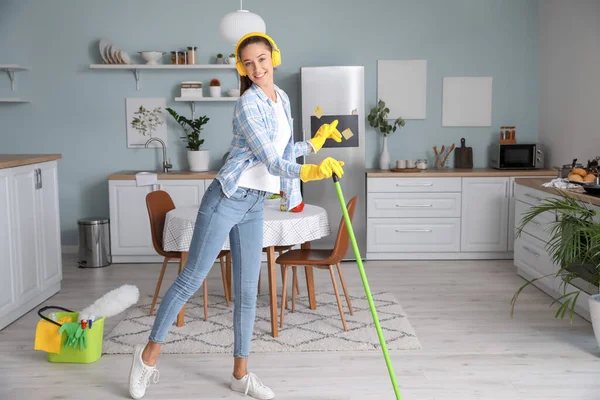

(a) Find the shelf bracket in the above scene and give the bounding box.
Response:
[6,69,16,91]
[190,102,196,120]
[133,69,140,91]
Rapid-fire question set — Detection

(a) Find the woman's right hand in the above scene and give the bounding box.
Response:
[300,157,345,182]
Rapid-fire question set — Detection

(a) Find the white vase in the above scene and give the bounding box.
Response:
[379,135,390,170]
[187,149,209,172]
[589,294,600,348]
[209,86,221,98]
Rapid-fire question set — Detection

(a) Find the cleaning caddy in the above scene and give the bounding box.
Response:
[34,284,139,364]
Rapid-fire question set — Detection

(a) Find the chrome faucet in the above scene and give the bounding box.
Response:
[145,137,172,173]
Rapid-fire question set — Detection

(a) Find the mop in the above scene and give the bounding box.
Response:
[332,173,402,400]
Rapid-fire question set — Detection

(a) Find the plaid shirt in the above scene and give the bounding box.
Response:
[216,83,313,210]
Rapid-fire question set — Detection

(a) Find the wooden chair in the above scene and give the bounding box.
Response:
[275,196,358,331]
[146,190,230,327]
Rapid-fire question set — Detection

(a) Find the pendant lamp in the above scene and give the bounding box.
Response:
[219,0,266,45]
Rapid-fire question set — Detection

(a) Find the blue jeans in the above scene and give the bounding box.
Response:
[149,179,267,358]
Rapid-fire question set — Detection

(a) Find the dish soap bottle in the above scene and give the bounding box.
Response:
[280,191,288,211]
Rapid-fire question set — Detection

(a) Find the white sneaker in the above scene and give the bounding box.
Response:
[230,372,275,399]
[129,344,159,399]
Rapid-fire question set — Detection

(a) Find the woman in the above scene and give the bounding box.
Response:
[128,32,345,400]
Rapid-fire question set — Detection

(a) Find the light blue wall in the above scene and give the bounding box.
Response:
[0,0,539,244]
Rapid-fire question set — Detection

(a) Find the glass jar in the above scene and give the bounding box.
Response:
[280,192,288,212]
[177,51,187,65]
[186,46,197,64]
[416,159,428,170]
[170,51,178,64]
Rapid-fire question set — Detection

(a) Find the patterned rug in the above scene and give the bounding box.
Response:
[102,291,421,355]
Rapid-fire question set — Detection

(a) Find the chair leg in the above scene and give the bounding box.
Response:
[203,279,208,321]
[291,266,298,313]
[220,256,230,307]
[280,265,289,328]
[150,257,170,316]
[336,263,353,316]
[281,265,288,310]
[176,253,188,327]
[329,265,348,332]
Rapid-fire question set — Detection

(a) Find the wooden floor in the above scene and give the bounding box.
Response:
[1,255,599,399]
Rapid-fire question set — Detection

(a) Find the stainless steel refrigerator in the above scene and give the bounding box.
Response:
[300,66,366,260]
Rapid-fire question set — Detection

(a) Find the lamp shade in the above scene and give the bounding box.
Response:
[219,9,266,45]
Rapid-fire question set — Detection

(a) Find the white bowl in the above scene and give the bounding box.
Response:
[227,89,240,97]
[138,51,165,65]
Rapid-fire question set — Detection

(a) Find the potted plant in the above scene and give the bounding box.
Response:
[511,191,600,347]
[166,107,210,172]
[367,99,405,170]
[228,53,236,65]
[216,53,223,64]
[209,78,221,98]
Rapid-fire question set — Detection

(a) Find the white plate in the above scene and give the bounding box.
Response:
[119,50,131,64]
[111,46,122,64]
[99,39,111,64]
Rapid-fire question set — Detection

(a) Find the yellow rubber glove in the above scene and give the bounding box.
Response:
[308,120,343,152]
[300,157,345,182]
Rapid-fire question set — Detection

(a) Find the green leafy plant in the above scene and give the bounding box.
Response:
[229,53,235,58]
[217,53,223,58]
[511,191,600,322]
[130,105,164,136]
[367,100,405,137]
[166,107,209,151]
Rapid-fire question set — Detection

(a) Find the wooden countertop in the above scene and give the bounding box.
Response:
[108,170,219,180]
[0,154,62,169]
[515,178,600,207]
[366,168,557,177]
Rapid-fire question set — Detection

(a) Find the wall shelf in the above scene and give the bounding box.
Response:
[0,65,29,91]
[175,96,239,118]
[89,63,237,91]
[0,98,29,103]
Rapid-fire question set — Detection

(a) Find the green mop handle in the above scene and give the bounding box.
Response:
[332,174,402,400]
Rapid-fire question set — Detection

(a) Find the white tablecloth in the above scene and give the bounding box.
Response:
[163,200,331,252]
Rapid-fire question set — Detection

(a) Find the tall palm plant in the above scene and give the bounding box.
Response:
[511,191,600,322]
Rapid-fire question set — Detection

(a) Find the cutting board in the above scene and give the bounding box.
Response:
[454,138,473,169]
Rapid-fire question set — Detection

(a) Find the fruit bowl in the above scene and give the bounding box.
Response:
[138,51,165,65]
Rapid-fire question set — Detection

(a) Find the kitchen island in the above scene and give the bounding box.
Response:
[0,154,62,330]
[513,177,599,322]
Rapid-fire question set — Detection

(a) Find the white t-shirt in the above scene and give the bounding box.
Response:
[237,93,291,194]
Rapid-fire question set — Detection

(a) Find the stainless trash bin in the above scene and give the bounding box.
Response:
[78,217,111,268]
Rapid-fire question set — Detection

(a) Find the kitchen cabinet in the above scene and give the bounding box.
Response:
[461,177,509,252]
[108,179,207,263]
[365,170,555,260]
[0,160,62,330]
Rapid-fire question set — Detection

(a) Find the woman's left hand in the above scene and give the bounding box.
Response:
[309,120,342,152]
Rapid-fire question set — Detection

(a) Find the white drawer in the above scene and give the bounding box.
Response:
[514,183,558,206]
[514,200,555,243]
[368,177,461,193]
[514,232,559,292]
[367,218,461,253]
[367,192,461,218]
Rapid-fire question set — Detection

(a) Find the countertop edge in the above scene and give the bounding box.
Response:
[515,178,600,207]
[0,154,62,169]
[365,168,557,177]
[108,170,219,180]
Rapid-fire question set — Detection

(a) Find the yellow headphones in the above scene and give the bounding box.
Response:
[234,32,281,76]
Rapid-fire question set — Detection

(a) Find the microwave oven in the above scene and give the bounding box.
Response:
[489,143,545,169]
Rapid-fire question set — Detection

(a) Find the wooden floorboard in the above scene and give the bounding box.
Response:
[0,255,598,399]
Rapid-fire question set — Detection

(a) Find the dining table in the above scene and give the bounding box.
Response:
[162,199,331,337]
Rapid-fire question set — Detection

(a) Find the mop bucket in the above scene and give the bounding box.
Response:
[37,306,105,364]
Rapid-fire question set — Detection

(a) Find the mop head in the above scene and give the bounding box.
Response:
[78,284,140,321]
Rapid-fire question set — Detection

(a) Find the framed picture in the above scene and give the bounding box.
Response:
[126,98,168,148]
